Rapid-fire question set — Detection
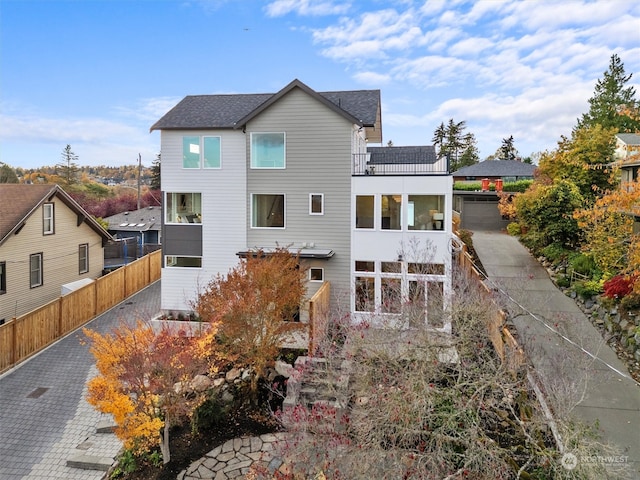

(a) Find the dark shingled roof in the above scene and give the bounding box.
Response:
[150,79,380,131]
[452,160,536,177]
[104,206,162,233]
[0,184,112,247]
[367,146,439,164]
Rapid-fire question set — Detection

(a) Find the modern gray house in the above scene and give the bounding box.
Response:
[151,79,453,330]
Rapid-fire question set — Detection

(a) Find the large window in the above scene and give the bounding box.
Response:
[0,261,6,295]
[251,133,285,168]
[381,195,402,230]
[165,193,202,224]
[79,244,89,274]
[183,136,221,169]
[43,203,54,235]
[355,195,374,229]
[408,195,445,231]
[30,253,43,288]
[355,277,375,312]
[165,256,202,268]
[252,194,285,228]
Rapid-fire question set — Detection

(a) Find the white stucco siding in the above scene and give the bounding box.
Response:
[160,129,247,312]
[244,88,354,307]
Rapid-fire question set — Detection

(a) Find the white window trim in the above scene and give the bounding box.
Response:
[43,203,54,235]
[164,192,202,225]
[250,132,286,169]
[309,268,324,282]
[309,193,324,215]
[79,243,89,274]
[30,253,43,288]
[250,193,286,229]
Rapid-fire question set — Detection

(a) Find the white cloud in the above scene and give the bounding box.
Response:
[353,71,392,85]
[264,0,351,17]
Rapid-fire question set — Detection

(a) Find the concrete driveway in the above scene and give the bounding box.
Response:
[471,231,640,476]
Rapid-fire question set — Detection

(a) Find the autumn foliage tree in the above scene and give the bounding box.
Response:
[193,248,307,396]
[84,321,222,463]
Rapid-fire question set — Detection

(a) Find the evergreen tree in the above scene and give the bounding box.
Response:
[0,162,19,183]
[500,135,519,161]
[432,119,479,172]
[150,153,161,190]
[57,144,80,185]
[577,54,640,132]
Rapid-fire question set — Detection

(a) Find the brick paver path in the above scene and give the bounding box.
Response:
[0,281,160,480]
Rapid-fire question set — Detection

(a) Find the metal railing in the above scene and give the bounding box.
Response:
[352,153,449,176]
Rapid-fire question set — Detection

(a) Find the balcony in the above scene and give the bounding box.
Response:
[352,146,449,176]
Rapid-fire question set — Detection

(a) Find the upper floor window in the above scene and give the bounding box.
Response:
[252,194,285,228]
[183,136,221,169]
[79,244,89,274]
[355,195,374,229]
[30,253,43,288]
[165,193,202,224]
[251,133,285,168]
[408,195,445,231]
[309,194,324,215]
[43,203,54,235]
[0,261,6,295]
[381,195,402,230]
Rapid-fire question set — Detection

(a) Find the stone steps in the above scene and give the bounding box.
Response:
[67,419,122,472]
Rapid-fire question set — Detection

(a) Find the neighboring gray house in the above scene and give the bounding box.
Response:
[151,79,453,331]
[614,133,640,184]
[103,206,162,267]
[452,160,536,183]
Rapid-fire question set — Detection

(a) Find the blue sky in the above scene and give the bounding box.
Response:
[1,0,639,169]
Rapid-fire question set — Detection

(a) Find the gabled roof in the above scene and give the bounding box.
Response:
[0,184,113,247]
[104,206,162,233]
[616,133,640,145]
[451,160,536,177]
[367,146,439,165]
[150,79,381,132]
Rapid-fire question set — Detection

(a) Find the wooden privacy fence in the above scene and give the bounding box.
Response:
[308,281,331,355]
[455,245,525,372]
[0,250,161,374]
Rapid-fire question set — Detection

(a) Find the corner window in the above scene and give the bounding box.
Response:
[310,194,324,215]
[30,253,43,288]
[165,193,202,224]
[165,256,202,268]
[43,203,54,235]
[252,194,285,228]
[79,244,89,274]
[407,195,445,231]
[355,276,375,312]
[251,133,285,168]
[309,268,324,282]
[0,262,6,295]
[355,195,374,229]
[182,136,221,169]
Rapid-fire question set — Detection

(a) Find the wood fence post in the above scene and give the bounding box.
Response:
[11,318,16,368]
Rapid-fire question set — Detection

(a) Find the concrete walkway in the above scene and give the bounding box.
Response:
[0,281,160,480]
[471,231,640,475]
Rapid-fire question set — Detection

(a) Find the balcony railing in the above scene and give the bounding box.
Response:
[352,153,449,176]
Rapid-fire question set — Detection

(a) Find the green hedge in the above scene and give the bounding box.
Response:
[453,180,533,193]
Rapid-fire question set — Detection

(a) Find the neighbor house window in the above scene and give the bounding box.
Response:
[381,195,402,230]
[407,195,445,231]
[182,136,221,169]
[165,256,202,268]
[79,244,89,274]
[43,203,54,235]
[355,195,374,229]
[252,194,285,228]
[0,261,6,294]
[165,193,202,224]
[309,268,324,282]
[30,253,43,288]
[309,194,324,215]
[251,133,285,168]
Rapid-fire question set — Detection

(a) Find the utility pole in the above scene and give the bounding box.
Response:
[137,153,142,210]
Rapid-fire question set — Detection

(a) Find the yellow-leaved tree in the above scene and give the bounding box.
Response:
[84,321,223,463]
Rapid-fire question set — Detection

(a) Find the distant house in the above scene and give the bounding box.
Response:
[614,133,640,184]
[452,160,536,183]
[0,184,112,323]
[103,206,162,268]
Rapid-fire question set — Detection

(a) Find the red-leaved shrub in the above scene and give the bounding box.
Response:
[603,274,636,299]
